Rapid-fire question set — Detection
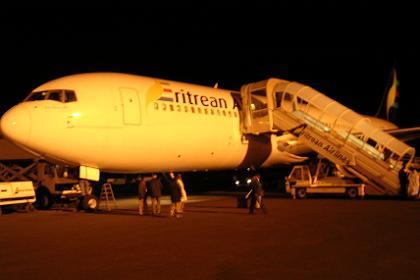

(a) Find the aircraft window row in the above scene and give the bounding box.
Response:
[153,102,238,117]
[25,90,77,103]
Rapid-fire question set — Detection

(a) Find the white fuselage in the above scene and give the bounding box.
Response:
[0,73,397,173]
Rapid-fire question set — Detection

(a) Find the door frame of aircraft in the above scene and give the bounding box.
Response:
[120,87,142,125]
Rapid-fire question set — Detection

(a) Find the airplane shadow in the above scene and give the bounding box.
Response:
[93,208,167,217]
[184,209,250,215]
[92,206,251,216]
[187,205,238,209]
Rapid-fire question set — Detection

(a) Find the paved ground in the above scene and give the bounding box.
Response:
[1,195,419,280]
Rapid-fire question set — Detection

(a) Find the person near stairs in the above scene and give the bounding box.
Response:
[176,173,188,212]
[247,173,265,214]
[138,176,147,216]
[149,174,163,215]
[168,172,182,217]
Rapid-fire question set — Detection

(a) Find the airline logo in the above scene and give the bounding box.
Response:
[146,80,168,108]
[155,81,230,109]
[158,82,174,102]
[147,80,237,109]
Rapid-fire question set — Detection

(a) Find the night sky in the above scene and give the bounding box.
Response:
[1,8,418,128]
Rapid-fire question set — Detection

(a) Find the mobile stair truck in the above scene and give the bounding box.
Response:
[0,181,36,215]
[240,78,417,198]
[285,159,366,199]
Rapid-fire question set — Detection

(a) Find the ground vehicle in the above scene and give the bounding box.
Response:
[0,139,98,210]
[33,162,98,210]
[0,181,35,215]
[285,160,365,199]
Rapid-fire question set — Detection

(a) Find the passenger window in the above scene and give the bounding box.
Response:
[64,90,77,102]
[47,91,62,102]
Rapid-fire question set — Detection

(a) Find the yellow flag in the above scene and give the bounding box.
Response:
[386,69,398,120]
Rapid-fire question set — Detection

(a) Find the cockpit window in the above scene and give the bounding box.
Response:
[25,90,77,103]
[47,91,62,101]
[26,91,49,101]
[64,90,77,102]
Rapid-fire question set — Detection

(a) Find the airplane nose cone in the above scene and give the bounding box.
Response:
[0,105,31,145]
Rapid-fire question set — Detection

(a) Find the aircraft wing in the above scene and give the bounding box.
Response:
[384,127,420,142]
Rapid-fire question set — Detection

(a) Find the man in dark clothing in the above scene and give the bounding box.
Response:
[168,172,182,217]
[138,177,147,215]
[247,174,265,214]
[399,163,409,198]
[149,174,163,215]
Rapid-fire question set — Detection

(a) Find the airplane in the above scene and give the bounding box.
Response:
[0,73,418,200]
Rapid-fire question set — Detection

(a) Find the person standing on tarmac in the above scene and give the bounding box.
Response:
[176,173,188,212]
[138,176,147,216]
[399,162,410,199]
[149,174,163,215]
[407,167,419,199]
[168,172,182,217]
[246,173,265,214]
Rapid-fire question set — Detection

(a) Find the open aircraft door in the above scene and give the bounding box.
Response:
[240,79,290,135]
[240,80,272,135]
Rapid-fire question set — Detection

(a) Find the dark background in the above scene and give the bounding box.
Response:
[1,7,418,128]
[0,6,418,191]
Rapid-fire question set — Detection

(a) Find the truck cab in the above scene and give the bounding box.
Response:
[34,162,97,210]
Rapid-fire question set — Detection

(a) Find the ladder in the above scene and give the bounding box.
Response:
[240,78,416,195]
[98,182,116,211]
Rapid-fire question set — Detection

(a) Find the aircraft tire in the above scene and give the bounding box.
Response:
[35,187,52,210]
[296,188,307,199]
[82,195,98,211]
[346,187,358,199]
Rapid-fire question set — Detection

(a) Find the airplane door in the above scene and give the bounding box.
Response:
[240,84,271,134]
[120,87,141,125]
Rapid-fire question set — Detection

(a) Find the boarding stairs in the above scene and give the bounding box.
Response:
[240,79,416,195]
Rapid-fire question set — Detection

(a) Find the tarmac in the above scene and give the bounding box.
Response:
[1,194,419,280]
